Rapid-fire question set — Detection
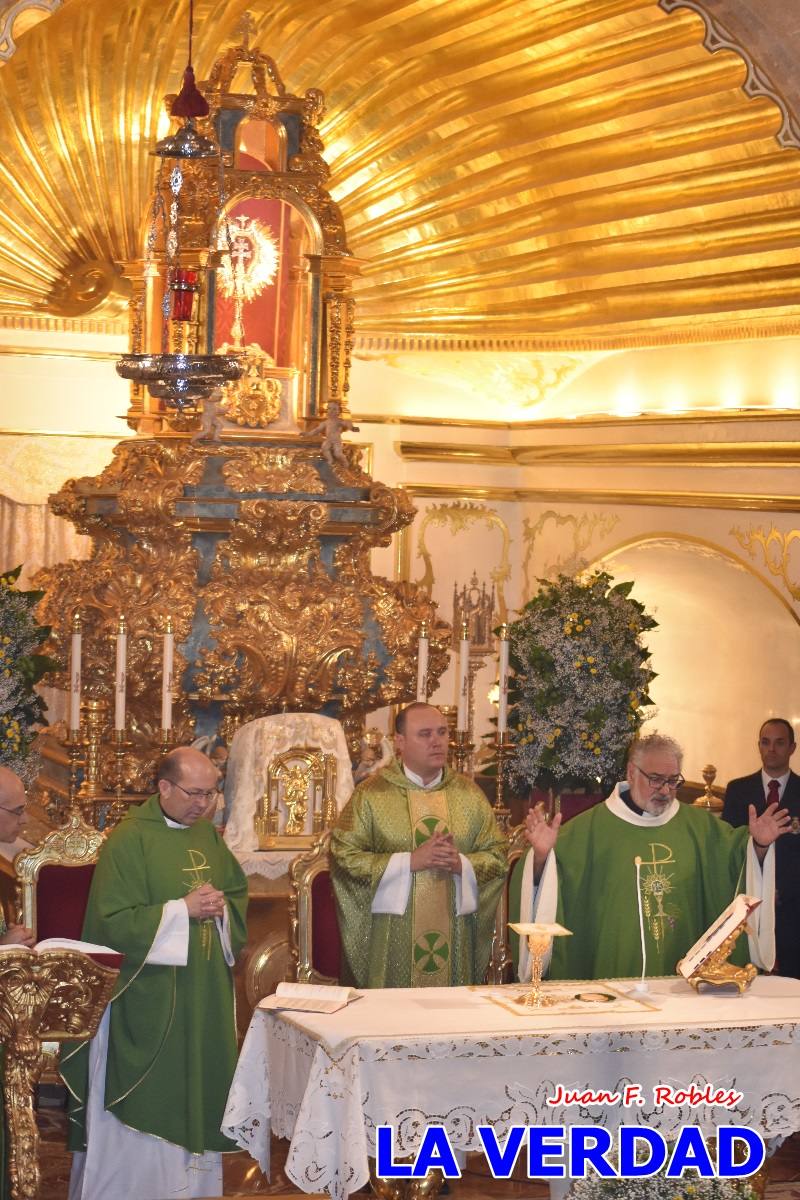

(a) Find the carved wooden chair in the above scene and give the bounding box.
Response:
[288,830,341,985]
[485,822,529,985]
[13,809,106,1083]
[14,809,105,941]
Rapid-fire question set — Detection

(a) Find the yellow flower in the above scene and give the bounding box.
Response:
[584,618,591,626]
[564,625,572,635]
[587,656,595,664]
[553,728,561,737]
[593,748,601,755]
[590,668,597,674]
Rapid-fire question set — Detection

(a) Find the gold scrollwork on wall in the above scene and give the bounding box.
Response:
[522,510,620,599]
[412,501,510,620]
[730,523,800,602]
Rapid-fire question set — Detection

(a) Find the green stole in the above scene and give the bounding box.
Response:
[409,789,451,986]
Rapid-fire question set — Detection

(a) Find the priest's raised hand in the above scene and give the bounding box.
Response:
[524,802,562,882]
[748,800,791,861]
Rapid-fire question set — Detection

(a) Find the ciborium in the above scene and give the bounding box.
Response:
[508,922,571,1009]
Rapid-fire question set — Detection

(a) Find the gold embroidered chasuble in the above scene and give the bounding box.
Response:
[331,760,506,988]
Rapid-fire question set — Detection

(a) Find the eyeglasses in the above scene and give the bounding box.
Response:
[633,764,684,791]
[171,783,220,802]
[0,805,25,817]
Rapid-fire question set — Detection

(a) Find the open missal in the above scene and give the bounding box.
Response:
[0,938,123,969]
[676,893,761,980]
[259,982,360,1014]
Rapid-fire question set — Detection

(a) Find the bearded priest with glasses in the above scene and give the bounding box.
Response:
[510,732,790,982]
[62,746,248,1200]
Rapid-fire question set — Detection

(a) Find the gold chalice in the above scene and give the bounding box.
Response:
[508,922,572,1008]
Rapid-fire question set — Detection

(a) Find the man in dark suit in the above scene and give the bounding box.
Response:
[723,718,800,977]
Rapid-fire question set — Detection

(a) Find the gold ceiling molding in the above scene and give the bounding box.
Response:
[0,313,126,336]
[590,530,800,625]
[0,344,120,361]
[1,1,800,348]
[405,482,800,512]
[357,409,800,430]
[659,1,800,148]
[397,440,800,467]
[730,523,800,602]
[0,0,60,63]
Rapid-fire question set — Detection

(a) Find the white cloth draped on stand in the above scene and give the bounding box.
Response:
[223,712,354,854]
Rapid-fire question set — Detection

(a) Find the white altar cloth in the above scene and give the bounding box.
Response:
[221,976,800,1200]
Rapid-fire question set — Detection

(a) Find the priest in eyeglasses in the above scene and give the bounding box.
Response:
[510,732,790,982]
[63,746,248,1200]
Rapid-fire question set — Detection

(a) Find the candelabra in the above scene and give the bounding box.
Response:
[106,729,131,829]
[78,698,110,803]
[493,733,515,832]
[453,729,473,776]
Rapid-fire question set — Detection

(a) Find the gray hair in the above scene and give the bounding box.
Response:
[628,732,683,769]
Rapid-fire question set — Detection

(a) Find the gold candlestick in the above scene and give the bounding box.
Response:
[453,729,473,776]
[66,727,84,816]
[693,763,722,811]
[158,727,175,758]
[78,697,109,801]
[493,732,514,832]
[106,729,130,829]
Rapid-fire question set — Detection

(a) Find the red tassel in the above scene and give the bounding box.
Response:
[171,66,209,118]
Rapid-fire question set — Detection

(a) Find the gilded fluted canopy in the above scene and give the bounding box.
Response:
[1,0,800,349]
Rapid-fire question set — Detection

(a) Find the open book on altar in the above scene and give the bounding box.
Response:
[0,938,123,970]
[677,894,761,980]
[258,982,361,1014]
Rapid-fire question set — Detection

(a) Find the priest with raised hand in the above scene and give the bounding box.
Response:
[331,702,506,988]
[510,731,790,982]
[63,746,248,1200]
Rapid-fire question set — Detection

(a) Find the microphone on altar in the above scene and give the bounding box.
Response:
[628,855,651,997]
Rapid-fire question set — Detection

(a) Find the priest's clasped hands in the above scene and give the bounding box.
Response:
[185,882,227,919]
[410,831,463,874]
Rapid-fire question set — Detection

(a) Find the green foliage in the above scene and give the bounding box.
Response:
[508,571,657,793]
[0,566,59,784]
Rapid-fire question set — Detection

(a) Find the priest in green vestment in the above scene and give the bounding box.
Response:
[62,747,248,1200]
[510,732,790,982]
[331,703,506,989]
[0,767,35,1200]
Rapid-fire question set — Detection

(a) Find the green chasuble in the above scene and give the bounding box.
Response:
[61,795,248,1154]
[509,789,751,980]
[331,760,506,988]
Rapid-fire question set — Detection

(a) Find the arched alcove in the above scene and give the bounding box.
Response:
[595,536,800,784]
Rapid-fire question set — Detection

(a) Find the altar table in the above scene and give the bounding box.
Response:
[221,977,800,1200]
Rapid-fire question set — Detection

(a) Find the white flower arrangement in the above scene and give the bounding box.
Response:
[568,1174,757,1199]
[508,571,657,793]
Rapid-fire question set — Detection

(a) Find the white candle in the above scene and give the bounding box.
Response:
[161,618,175,731]
[498,624,509,735]
[114,615,127,731]
[456,622,469,732]
[416,623,429,702]
[69,613,82,734]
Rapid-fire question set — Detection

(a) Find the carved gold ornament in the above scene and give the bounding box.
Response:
[39,439,442,759]
[217,344,283,428]
[0,949,117,1200]
[413,501,511,620]
[731,523,800,601]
